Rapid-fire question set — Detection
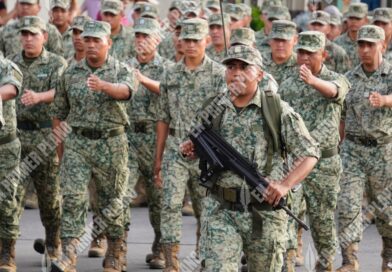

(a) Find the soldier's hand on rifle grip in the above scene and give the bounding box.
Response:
[180,140,197,160]
[264,182,291,207]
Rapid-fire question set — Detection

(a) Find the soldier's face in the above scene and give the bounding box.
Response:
[168,9,181,25]
[173,28,183,54]
[72,29,84,52]
[20,30,46,57]
[209,25,224,45]
[230,17,242,30]
[182,37,208,58]
[374,21,392,39]
[225,60,262,98]
[347,17,368,32]
[18,3,40,17]
[309,22,330,35]
[328,24,342,40]
[101,12,122,31]
[358,40,384,67]
[83,36,112,63]
[269,37,296,60]
[297,49,325,74]
[51,7,69,27]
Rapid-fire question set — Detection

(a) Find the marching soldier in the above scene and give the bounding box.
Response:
[205,13,231,63]
[50,20,138,272]
[337,25,392,272]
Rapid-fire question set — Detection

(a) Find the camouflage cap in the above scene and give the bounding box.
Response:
[267,5,291,21]
[133,17,161,35]
[239,3,252,17]
[101,0,123,15]
[309,10,331,25]
[357,25,385,43]
[261,0,282,12]
[346,3,368,19]
[70,15,92,31]
[270,20,297,40]
[19,0,39,4]
[50,0,70,10]
[179,18,208,40]
[329,14,342,26]
[81,20,111,39]
[372,8,392,23]
[175,18,183,29]
[296,31,326,53]
[208,13,231,26]
[183,6,201,18]
[169,0,182,11]
[222,45,263,69]
[140,3,159,19]
[224,3,244,21]
[230,27,255,47]
[206,0,220,10]
[19,16,47,34]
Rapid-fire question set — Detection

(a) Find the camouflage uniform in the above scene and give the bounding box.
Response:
[0,18,63,57]
[0,58,23,240]
[338,25,392,271]
[125,17,174,267]
[256,5,291,54]
[230,27,255,47]
[280,31,350,270]
[335,3,369,71]
[156,18,225,250]
[372,8,392,58]
[262,20,298,86]
[158,33,175,61]
[51,21,138,240]
[9,17,67,253]
[206,13,231,63]
[201,45,319,272]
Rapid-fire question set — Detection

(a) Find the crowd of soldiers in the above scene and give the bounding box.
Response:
[0,0,391,271]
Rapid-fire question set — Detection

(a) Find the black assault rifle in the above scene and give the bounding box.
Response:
[189,125,309,230]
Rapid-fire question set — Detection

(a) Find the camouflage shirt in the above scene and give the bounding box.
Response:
[157,55,225,143]
[262,52,297,85]
[110,26,136,61]
[324,39,351,74]
[279,65,349,150]
[9,48,67,122]
[335,32,360,70]
[206,44,226,63]
[126,53,174,124]
[214,88,319,187]
[62,27,74,61]
[158,33,175,61]
[255,30,270,54]
[0,20,64,57]
[343,60,392,139]
[51,55,138,130]
[0,58,23,138]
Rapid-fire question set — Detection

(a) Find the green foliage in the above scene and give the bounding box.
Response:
[250,5,264,31]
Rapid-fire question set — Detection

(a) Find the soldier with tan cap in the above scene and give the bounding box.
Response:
[230,27,256,47]
[328,13,343,41]
[338,24,392,272]
[67,15,91,65]
[206,13,231,62]
[335,3,369,69]
[308,10,351,74]
[224,3,246,30]
[372,8,392,58]
[50,0,73,60]
[205,0,220,14]
[101,0,135,60]
[0,0,63,56]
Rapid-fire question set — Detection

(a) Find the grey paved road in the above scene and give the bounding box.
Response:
[15,208,381,271]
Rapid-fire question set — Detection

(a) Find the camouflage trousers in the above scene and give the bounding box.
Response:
[60,132,129,239]
[160,147,206,244]
[287,155,341,261]
[16,129,61,234]
[286,187,305,250]
[200,196,287,271]
[125,130,162,234]
[338,140,392,248]
[0,138,21,239]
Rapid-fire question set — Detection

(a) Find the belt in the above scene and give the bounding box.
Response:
[134,121,155,134]
[210,185,272,212]
[71,127,124,140]
[346,134,392,147]
[321,146,339,159]
[0,132,17,145]
[17,120,52,130]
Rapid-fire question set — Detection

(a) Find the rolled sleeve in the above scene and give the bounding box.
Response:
[50,73,69,121]
[119,63,139,99]
[155,72,171,124]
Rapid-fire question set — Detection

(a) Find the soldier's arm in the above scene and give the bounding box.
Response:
[0,85,17,101]
[20,89,55,106]
[154,121,169,188]
[136,70,160,94]
[87,75,132,100]
[369,92,392,108]
[52,118,64,160]
[299,64,338,98]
